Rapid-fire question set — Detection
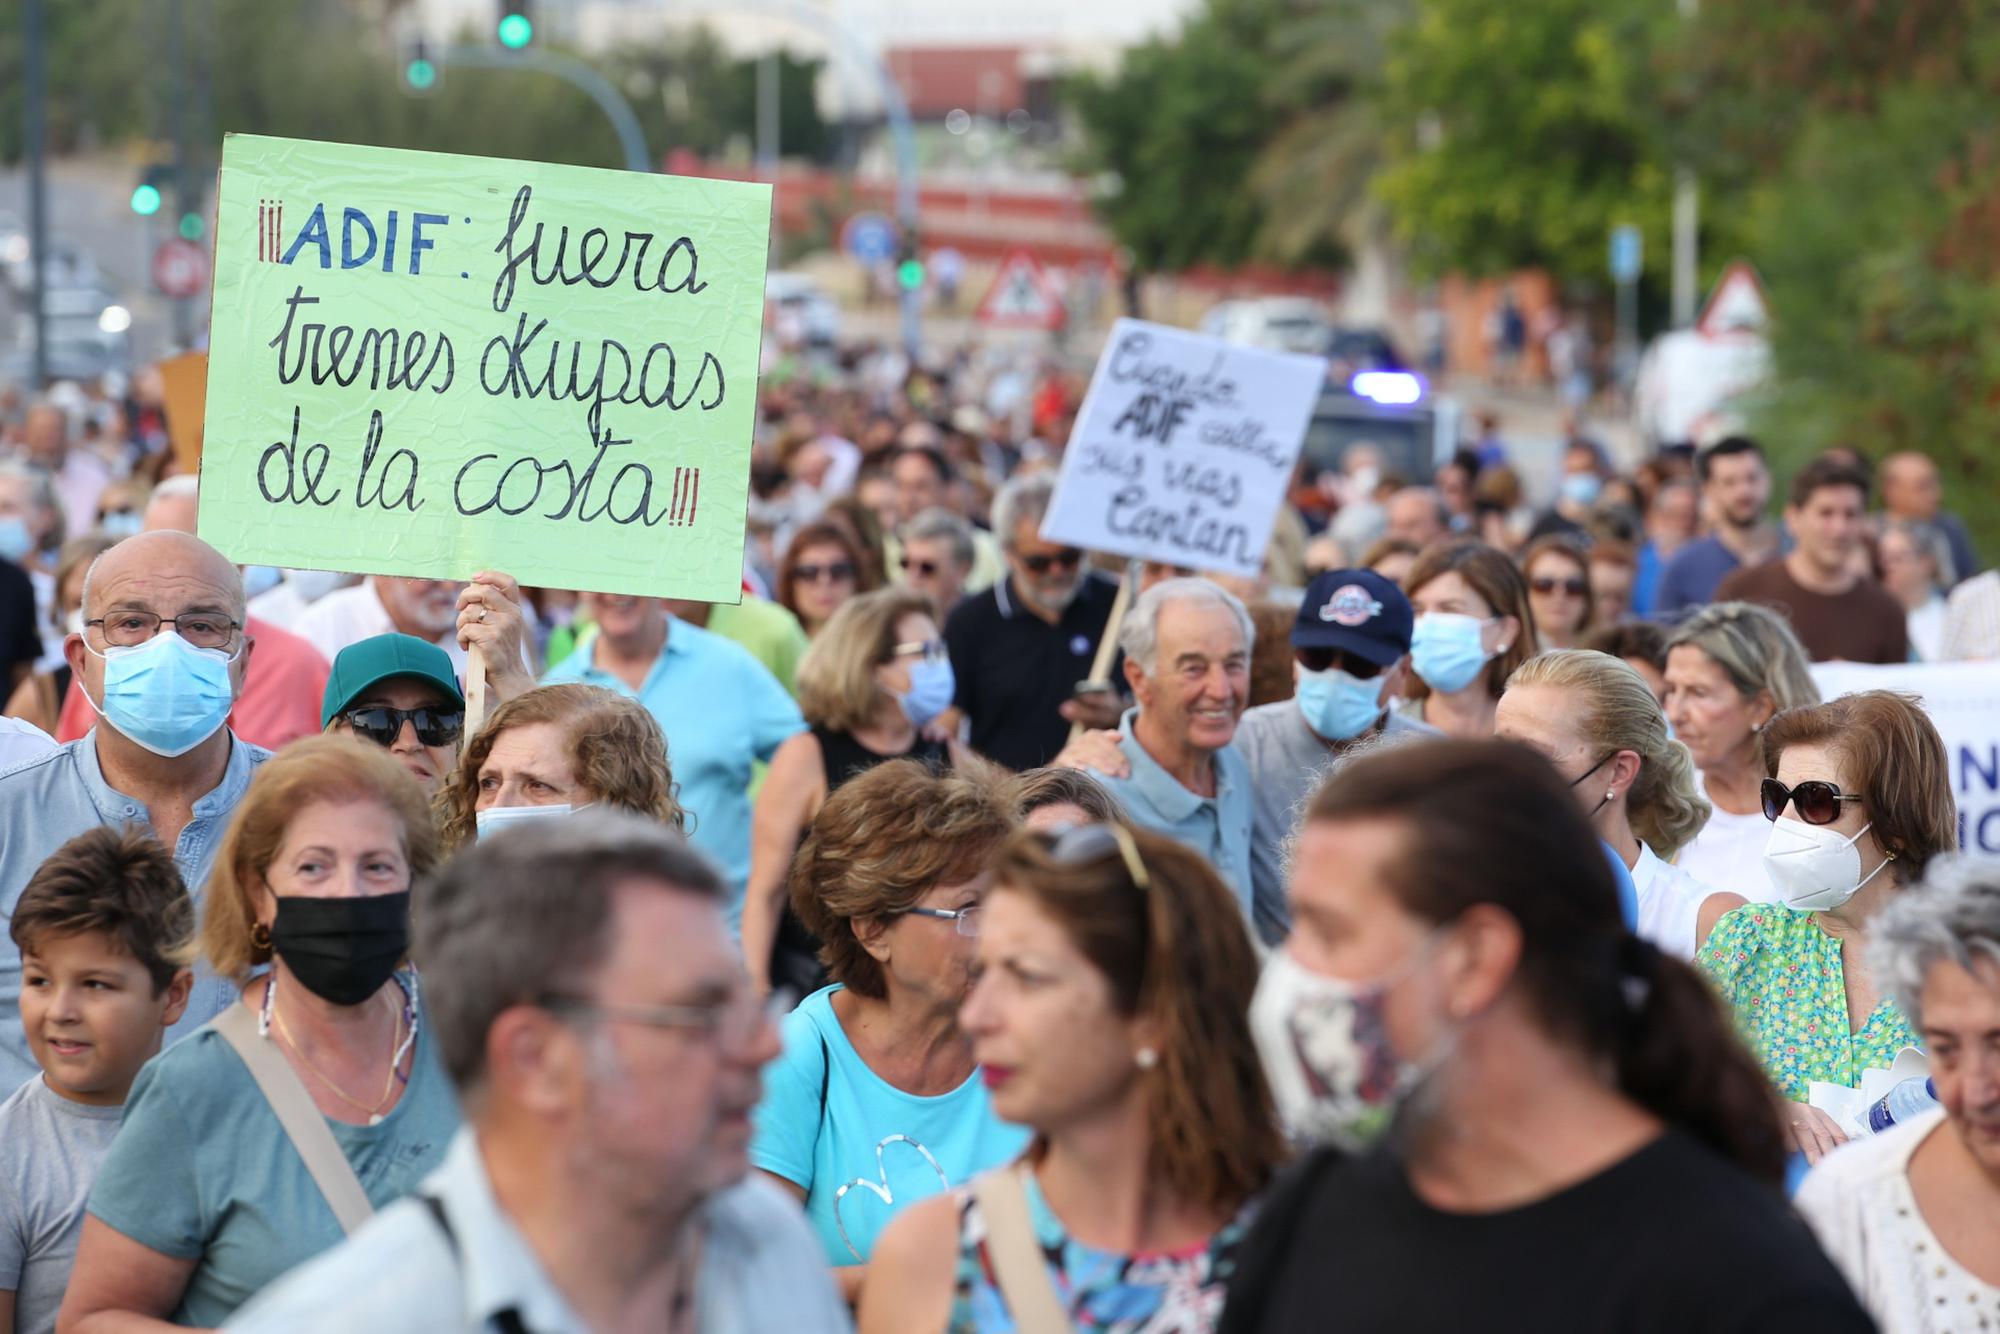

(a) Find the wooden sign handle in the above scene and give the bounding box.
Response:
[1065,558,1139,745]
[463,643,490,740]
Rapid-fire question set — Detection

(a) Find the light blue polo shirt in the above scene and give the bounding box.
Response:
[544,617,804,923]
[0,729,270,1095]
[1095,708,1255,927]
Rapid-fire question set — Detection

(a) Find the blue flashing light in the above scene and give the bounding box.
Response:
[1350,371,1424,406]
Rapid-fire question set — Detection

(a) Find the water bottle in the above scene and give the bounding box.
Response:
[1867,1077,1940,1133]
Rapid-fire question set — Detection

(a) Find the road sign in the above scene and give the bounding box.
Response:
[975,250,1064,330]
[840,212,899,265]
[152,238,210,300]
[1609,225,1643,284]
[1696,260,1770,339]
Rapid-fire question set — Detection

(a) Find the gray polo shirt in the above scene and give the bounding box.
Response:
[224,1128,851,1334]
[0,729,269,1095]
[1235,698,1440,938]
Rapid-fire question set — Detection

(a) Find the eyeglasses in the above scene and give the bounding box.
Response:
[794,561,858,585]
[87,610,241,652]
[339,705,465,749]
[1020,548,1083,576]
[891,638,948,665]
[1529,576,1588,598]
[905,904,982,937]
[534,987,785,1050]
[1294,646,1384,679]
[1761,778,1864,826]
[899,555,941,577]
[1048,821,1151,890]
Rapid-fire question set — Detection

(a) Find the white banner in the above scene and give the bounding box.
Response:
[1038,319,1323,577]
[1810,661,2000,853]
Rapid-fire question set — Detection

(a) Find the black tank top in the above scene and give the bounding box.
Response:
[769,726,951,997]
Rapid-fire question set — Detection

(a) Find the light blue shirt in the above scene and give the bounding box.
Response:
[750,985,1030,1267]
[544,617,805,922]
[225,1127,849,1334]
[0,729,270,1095]
[1096,708,1255,927]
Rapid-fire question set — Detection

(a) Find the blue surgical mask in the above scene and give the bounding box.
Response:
[1296,667,1386,742]
[0,517,33,564]
[81,630,237,757]
[895,656,956,727]
[1560,473,1603,508]
[98,512,144,540]
[475,802,593,841]
[241,565,284,600]
[1410,612,1497,695]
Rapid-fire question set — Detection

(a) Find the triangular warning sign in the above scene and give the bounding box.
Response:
[1696,261,1770,340]
[975,250,1065,330]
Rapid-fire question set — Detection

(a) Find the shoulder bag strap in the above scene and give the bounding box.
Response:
[971,1165,1071,1334]
[213,1002,375,1235]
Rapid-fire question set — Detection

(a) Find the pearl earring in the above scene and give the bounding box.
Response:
[1606,790,1616,803]
[1135,1047,1159,1070]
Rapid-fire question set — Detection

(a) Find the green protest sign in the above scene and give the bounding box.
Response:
[200,134,772,602]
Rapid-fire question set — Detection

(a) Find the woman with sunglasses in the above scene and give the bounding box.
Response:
[1520,536,1596,650]
[1700,691,1958,1164]
[779,520,879,639]
[1498,649,1734,959]
[750,759,1028,1303]
[744,588,959,999]
[433,683,686,849]
[1221,739,1870,1334]
[860,821,1283,1334]
[320,634,466,799]
[1400,540,1537,739]
[1664,602,1821,902]
[62,738,461,1328]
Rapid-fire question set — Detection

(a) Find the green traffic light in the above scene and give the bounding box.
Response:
[178,213,204,240]
[131,183,163,216]
[497,13,532,48]
[407,58,437,90]
[897,259,925,291]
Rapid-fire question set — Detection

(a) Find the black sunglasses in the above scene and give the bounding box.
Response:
[794,561,858,584]
[1294,646,1384,679]
[1530,576,1588,598]
[1020,548,1083,576]
[1761,778,1863,826]
[339,705,465,749]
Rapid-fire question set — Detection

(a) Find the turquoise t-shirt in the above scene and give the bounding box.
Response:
[750,985,1030,1267]
[86,989,461,1326]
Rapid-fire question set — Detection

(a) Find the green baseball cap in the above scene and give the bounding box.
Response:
[321,633,465,729]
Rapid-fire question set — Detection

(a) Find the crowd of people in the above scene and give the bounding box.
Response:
[0,357,1995,1334]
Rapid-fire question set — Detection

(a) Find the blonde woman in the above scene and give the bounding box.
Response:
[742,587,958,996]
[1498,649,1737,957]
[1663,602,1820,901]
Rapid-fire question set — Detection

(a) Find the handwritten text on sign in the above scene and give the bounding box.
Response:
[201,135,772,602]
[1038,320,1323,577]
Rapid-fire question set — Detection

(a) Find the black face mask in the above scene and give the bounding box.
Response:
[269,892,411,1007]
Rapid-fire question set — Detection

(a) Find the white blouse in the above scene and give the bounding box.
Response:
[1674,798,1779,903]
[1796,1110,2000,1333]
[1629,844,1721,959]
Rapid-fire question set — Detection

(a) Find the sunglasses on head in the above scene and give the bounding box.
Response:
[795,561,858,584]
[899,555,941,577]
[1294,645,1384,679]
[1761,778,1863,826]
[1047,821,1151,890]
[1020,548,1083,576]
[1530,576,1588,598]
[339,705,464,749]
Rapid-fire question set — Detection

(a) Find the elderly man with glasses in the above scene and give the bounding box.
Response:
[0,530,271,1095]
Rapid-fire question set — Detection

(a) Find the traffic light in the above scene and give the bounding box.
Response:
[896,234,924,292]
[497,0,533,48]
[130,184,162,216]
[402,36,440,93]
[178,213,204,241]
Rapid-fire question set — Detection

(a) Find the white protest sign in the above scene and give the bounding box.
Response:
[1038,319,1323,577]
[1810,661,2000,853]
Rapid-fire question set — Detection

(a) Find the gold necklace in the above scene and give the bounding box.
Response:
[272,988,405,1124]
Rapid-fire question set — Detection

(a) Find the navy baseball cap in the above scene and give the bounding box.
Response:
[1293,569,1414,666]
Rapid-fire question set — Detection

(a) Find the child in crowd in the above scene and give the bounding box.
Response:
[0,828,193,1334]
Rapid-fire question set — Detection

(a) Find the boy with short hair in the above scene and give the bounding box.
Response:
[0,827,193,1334]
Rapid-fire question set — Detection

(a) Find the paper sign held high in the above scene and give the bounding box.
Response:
[200,134,772,602]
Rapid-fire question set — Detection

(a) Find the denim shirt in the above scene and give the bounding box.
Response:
[224,1128,852,1334]
[1096,709,1256,928]
[0,729,270,1095]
